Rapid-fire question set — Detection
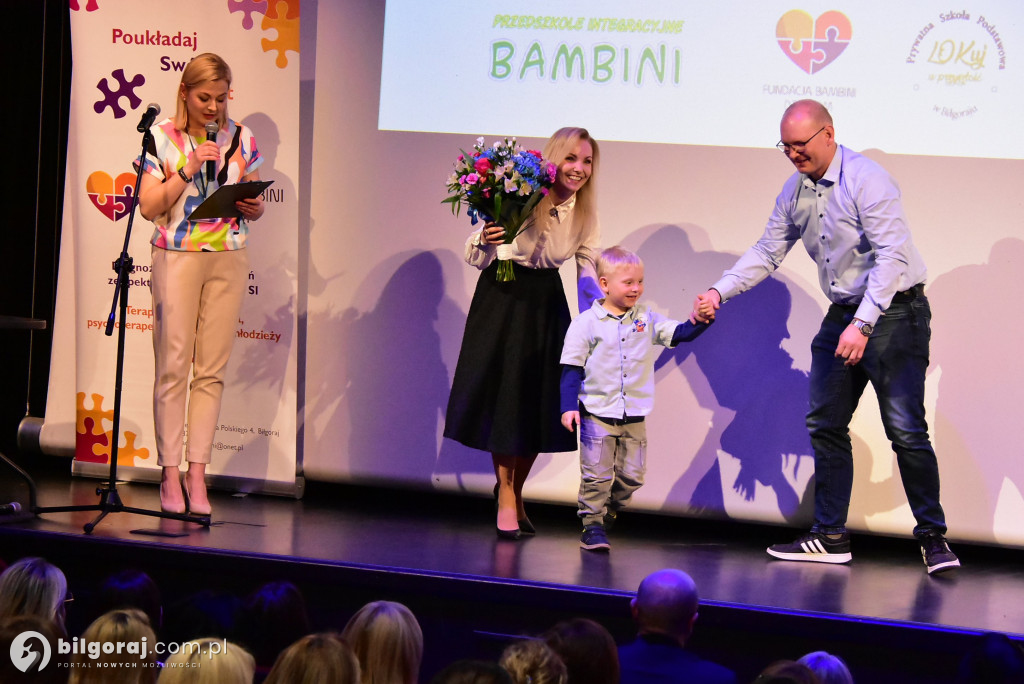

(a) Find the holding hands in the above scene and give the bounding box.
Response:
[691,289,721,324]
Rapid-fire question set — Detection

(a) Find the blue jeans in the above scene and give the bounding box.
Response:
[806,296,946,536]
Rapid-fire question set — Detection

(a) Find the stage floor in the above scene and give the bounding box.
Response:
[2,469,1023,641]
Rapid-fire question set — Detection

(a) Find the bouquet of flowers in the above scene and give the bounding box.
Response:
[443,137,557,281]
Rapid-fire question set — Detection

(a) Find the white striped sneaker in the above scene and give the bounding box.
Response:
[767,531,852,564]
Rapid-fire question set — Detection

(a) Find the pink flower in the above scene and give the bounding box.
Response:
[482,188,492,198]
[458,175,467,185]
[458,154,464,161]
[528,150,543,158]
[466,173,479,185]
[546,163,557,182]
[474,157,492,174]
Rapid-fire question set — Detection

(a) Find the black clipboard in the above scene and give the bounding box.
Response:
[187,180,274,221]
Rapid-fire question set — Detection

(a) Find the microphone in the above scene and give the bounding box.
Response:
[205,121,219,186]
[0,502,22,515]
[136,103,161,132]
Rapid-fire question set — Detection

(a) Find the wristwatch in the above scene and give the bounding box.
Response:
[852,319,873,337]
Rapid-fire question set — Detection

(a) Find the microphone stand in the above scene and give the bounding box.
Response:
[32,124,211,533]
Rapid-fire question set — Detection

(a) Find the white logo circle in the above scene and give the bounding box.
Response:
[9,630,51,673]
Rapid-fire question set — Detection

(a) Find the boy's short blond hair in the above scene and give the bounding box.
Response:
[597,246,643,279]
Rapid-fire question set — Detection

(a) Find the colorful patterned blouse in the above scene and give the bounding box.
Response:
[136,117,263,251]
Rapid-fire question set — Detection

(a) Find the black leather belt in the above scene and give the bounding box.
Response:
[891,283,925,303]
[580,407,645,425]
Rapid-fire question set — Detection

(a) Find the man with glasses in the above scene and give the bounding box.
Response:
[691,99,958,575]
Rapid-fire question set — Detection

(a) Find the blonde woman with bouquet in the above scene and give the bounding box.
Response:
[444,127,602,540]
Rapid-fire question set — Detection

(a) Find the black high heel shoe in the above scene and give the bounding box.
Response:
[518,517,536,535]
[496,527,522,541]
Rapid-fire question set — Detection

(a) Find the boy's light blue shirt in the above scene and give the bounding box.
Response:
[560,299,681,419]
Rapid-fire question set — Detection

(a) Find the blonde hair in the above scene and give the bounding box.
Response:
[157,638,254,684]
[173,53,232,132]
[596,246,642,279]
[70,609,157,684]
[0,557,67,628]
[265,633,360,684]
[341,601,423,684]
[499,639,567,684]
[538,127,600,239]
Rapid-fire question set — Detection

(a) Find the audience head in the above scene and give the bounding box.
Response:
[162,589,240,645]
[157,638,254,684]
[631,568,699,646]
[499,638,567,684]
[797,651,853,684]
[0,615,68,683]
[264,632,360,684]
[239,580,311,669]
[430,660,515,684]
[543,617,618,684]
[956,631,1024,683]
[0,557,68,632]
[97,569,163,634]
[342,600,423,684]
[69,609,158,684]
[755,660,821,684]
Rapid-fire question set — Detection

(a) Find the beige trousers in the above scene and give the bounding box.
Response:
[151,246,249,467]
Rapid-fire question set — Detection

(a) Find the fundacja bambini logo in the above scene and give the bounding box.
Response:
[9,630,51,673]
[776,10,853,74]
[87,171,137,221]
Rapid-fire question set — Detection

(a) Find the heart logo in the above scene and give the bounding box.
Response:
[86,170,137,221]
[777,10,852,74]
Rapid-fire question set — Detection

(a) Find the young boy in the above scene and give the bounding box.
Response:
[560,246,710,551]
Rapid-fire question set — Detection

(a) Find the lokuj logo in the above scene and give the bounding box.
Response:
[87,171,138,221]
[776,10,853,74]
[9,631,52,673]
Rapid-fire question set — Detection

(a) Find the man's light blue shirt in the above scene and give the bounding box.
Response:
[712,145,928,325]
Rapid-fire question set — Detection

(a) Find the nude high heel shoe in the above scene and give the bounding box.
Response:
[159,473,186,515]
[182,477,212,516]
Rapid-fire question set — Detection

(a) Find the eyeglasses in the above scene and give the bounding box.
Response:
[776,126,826,154]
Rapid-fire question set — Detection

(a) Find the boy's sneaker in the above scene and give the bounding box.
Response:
[767,531,852,564]
[580,524,610,551]
[917,530,960,575]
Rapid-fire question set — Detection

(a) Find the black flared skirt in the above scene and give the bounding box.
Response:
[444,261,579,455]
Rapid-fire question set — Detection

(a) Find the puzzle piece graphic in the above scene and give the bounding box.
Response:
[70,0,99,10]
[78,392,113,435]
[93,69,145,119]
[777,37,816,75]
[77,417,110,463]
[76,393,112,463]
[261,0,300,68]
[810,26,851,74]
[228,0,268,30]
[776,10,814,54]
[113,430,152,467]
[776,10,851,75]
[86,171,137,221]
